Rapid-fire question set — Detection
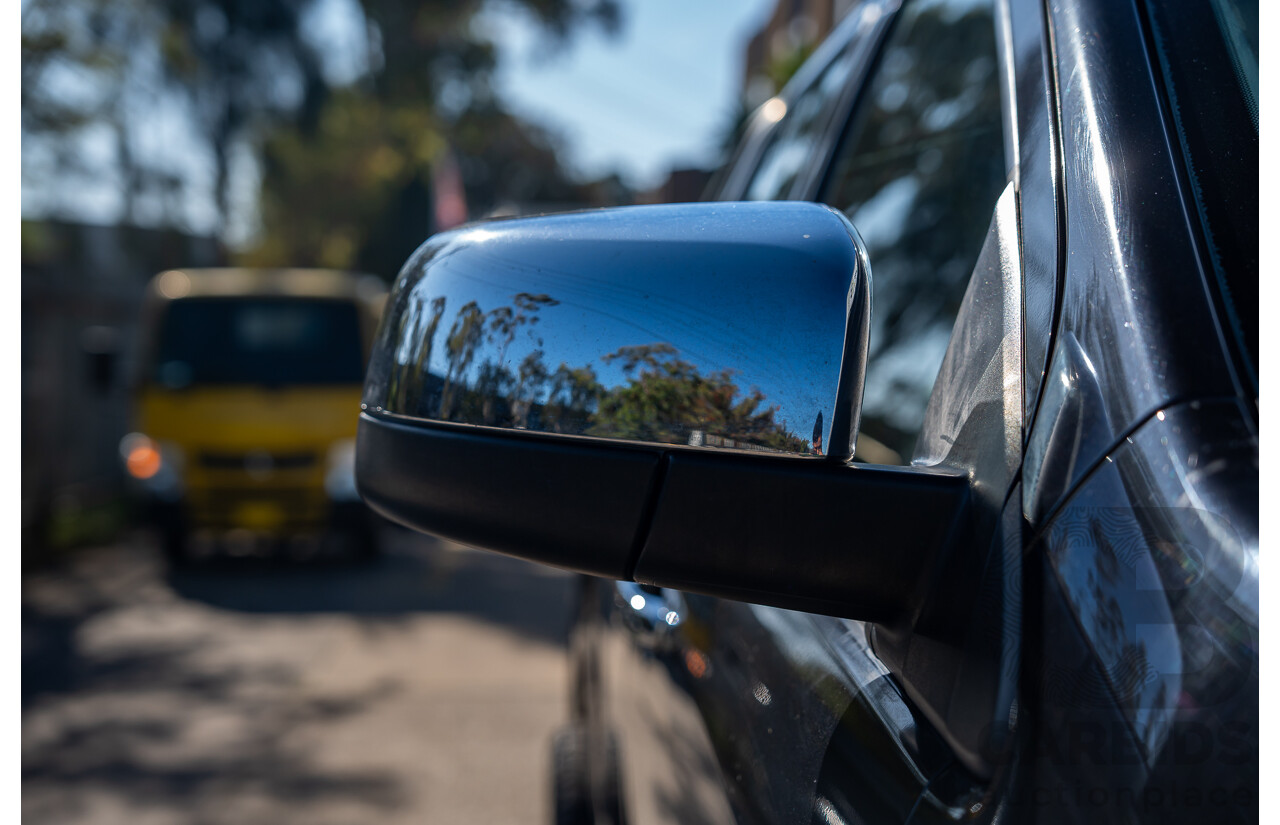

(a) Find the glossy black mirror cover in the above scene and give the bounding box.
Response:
[352,201,967,623]
[362,201,870,461]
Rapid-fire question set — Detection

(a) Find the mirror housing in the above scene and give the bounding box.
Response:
[357,203,970,622]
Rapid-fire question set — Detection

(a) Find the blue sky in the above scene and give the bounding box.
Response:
[19,0,777,237]
[481,0,776,188]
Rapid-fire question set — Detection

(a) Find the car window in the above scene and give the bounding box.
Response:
[743,39,864,202]
[820,0,1005,464]
[1143,0,1257,389]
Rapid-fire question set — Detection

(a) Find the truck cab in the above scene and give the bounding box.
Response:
[124,268,386,561]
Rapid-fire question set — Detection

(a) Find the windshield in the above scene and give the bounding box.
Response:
[1144,0,1257,388]
[152,298,365,388]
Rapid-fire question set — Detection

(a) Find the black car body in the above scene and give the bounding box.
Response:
[356,0,1258,822]
[562,0,1258,820]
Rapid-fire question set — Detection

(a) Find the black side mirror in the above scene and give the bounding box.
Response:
[357,202,970,622]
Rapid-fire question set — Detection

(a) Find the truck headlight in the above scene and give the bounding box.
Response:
[324,438,359,501]
[120,433,184,501]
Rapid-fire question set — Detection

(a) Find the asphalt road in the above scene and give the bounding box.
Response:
[22,525,580,824]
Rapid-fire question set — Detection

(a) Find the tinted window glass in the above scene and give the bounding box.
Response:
[820,0,1004,463]
[744,40,863,202]
[153,298,365,387]
[1144,0,1257,388]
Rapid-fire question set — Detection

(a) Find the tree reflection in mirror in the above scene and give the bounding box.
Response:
[383,292,814,454]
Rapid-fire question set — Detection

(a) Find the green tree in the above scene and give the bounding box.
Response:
[22,0,623,248]
[544,364,602,435]
[440,300,485,419]
[590,343,806,452]
[23,0,329,232]
[384,296,805,453]
[245,0,624,275]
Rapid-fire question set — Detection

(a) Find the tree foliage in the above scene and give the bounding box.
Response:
[249,0,626,276]
[384,295,809,454]
[590,344,807,452]
[23,0,328,230]
[22,0,624,256]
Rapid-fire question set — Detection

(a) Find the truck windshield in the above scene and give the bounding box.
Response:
[153,298,365,388]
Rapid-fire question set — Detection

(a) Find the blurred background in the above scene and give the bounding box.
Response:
[21,0,857,821]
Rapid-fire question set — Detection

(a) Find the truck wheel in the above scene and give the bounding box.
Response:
[161,523,189,566]
[598,730,625,825]
[552,726,592,825]
[353,511,382,561]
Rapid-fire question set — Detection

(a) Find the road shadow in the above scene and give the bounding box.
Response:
[24,660,405,824]
[163,526,579,649]
[22,529,581,823]
[22,547,408,823]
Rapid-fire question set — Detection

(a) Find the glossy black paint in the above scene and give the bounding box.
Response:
[576,0,1255,822]
[355,0,1257,820]
[362,202,868,458]
[1022,0,1242,523]
[872,182,1023,779]
[358,201,1004,620]
[1028,398,1257,823]
[574,581,970,825]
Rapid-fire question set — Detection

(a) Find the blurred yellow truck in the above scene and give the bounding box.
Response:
[122,268,386,561]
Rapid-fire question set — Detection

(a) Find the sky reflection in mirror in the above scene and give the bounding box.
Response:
[366,203,859,456]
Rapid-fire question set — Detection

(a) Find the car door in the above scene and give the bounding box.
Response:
[1016,0,1258,820]
[588,0,1046,822]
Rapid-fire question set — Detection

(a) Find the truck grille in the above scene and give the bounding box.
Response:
[198,451,318,471]
[187,487,327,529]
